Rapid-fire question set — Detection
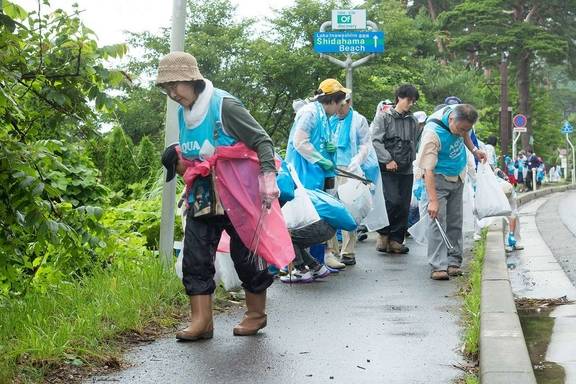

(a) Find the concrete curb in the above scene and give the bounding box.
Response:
[516,183,576,206]
[480,220,536,384]
[480,184,575,383]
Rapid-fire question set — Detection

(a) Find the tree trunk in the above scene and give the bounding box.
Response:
[426,0,437,19]
[517,50,531,150]
[427,0,448,64]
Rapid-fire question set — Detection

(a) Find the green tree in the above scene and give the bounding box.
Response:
[0,0,127,295]
[136,135,159,182]
[439,0,576,150]
[115,85,166,144]
[104,127,138,191]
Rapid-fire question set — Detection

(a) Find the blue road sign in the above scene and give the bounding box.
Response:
[561,121,573,134]
[313,31,385,54]
[513,114,527,128]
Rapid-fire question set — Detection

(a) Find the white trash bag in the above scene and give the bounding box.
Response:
[175,240,184,279]
[462,179,475,234]
[474,163,511,219]
[338,177,373,224]
[361,172,389,231]
[408,214,429,245]
[281,165,321,229]
[214,251,242,291]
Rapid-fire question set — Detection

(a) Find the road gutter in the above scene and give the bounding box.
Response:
[480,184,576,383]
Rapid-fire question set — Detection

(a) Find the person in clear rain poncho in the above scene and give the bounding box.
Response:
[286,78,349,269]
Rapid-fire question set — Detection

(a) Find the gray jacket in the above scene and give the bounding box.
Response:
[371,108,420,175]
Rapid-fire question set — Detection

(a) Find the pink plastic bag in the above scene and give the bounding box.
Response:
[217,232,230,253]
[214,144,294,268]
[177,143,294,268]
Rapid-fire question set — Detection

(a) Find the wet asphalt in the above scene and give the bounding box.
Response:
[88,234,468,384]
[536,190,576,286]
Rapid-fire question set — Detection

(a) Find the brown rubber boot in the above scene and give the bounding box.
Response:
[376,234,389,252]
[176,295,213,341]
[233,290,267,336]
[387,240,409,254]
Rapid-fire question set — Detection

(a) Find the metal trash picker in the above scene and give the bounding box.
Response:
[434,217,455,252]
[248,203,269,270]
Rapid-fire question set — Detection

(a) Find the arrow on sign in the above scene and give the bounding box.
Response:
[373,35,378,48]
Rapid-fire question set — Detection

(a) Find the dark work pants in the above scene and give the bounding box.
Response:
[377,171,413,243]
[525,169,533,190]
[182,212,273,296]
[290,220,336,269]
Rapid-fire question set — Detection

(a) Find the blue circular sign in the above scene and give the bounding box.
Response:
[513,114,527,128]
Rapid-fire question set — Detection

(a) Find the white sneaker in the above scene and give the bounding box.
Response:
[324,253,346,269]
[280,269,314,283]
[311,265,330,279]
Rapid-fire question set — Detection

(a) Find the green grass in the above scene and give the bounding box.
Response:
[464,373,480,384]
[455,229,487,383]
[461,229,486,359]
[0,259,187,384]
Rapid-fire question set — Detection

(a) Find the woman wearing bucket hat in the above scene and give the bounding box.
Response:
[285,78,350,269]
[156,51,283,341]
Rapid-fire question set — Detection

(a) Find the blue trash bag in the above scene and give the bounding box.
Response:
[277,161,296,204]
[361,148,380,183]
[309,244,325,264]
[306,189,357,231]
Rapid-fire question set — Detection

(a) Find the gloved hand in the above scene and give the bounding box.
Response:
[316,157,335,171]
[325,142,336,154]
[413,179,424,201]
[258,171,280,209]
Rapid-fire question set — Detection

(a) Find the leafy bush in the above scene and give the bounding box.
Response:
[101,196,183,250]
[0,138,110,296]
[0,0,128,296]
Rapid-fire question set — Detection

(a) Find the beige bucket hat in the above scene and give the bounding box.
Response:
[156,51,203,85]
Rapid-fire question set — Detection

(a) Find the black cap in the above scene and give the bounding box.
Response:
[161,143,179,182]
[444,96,462,105]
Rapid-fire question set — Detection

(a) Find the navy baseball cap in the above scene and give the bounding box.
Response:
[444,96,462,105]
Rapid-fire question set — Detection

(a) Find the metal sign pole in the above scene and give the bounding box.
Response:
[567,133,575,184]
[318,20,379,104]
[512,131,521,161]
[159,0,187,268]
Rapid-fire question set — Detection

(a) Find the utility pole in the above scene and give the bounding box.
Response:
[159,0,186,267]
[499,51,510,169]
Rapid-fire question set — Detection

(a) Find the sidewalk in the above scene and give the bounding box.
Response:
[89,235,467,384]
[477,186,576,383]
[508,194,576,300]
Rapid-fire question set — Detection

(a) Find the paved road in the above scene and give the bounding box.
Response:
[536,190,576,286]
[89,235,467,384]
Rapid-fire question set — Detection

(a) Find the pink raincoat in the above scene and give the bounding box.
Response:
[177,143,294,268]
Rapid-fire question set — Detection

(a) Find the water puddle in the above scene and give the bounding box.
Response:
[519,307,565,383]
[518,306,569,384]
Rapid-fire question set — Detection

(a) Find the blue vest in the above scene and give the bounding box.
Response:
[178,88,237,160]
[331,108,354,166]
[286,102,335,190]
[425,107,467,177]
